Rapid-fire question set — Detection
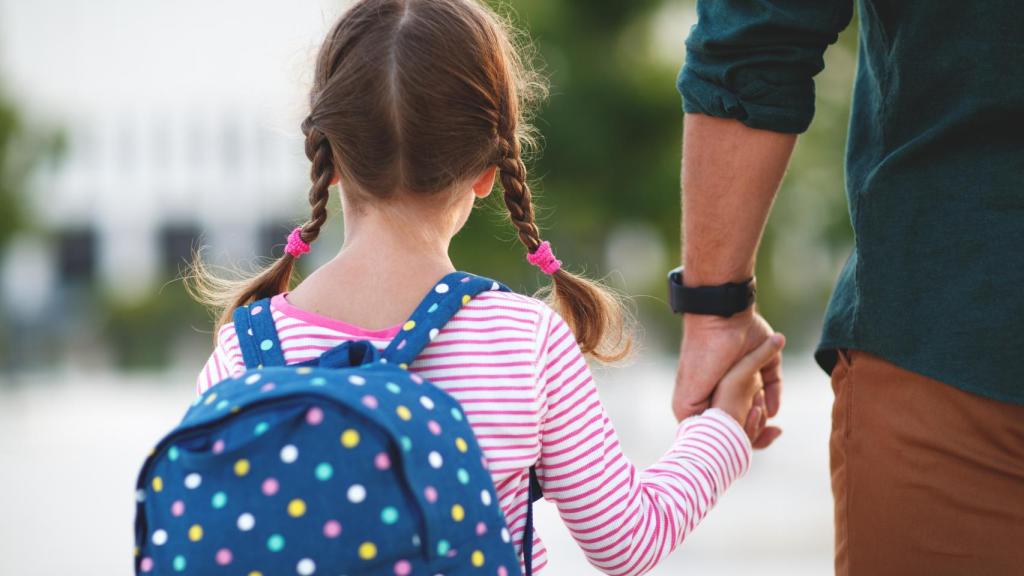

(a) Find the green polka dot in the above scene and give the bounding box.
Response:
[211,491,227,509]
[172,555,186,572]
[315,462,333,481]
[311,377,327,386]
[437,539,451,555]
[167,446,179,461]
[451,407,464,421]
[386,382,401,394]
[428,303,439,313]
[215,399,229,411]
[254,421,270,436]
[400,436,412,452]
[260,339,274,351]
[267,533,285,552]
[457,468,470,485]
[381,506,400,525]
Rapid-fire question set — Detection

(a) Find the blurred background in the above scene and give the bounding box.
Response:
[0,0,856,574]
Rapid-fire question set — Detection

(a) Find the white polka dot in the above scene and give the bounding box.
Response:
[481,490,492,506]
[245,374,261,385]
[412,534,421,547]
[280,444,299,463]
[347,484,367,503]
[420,396,435,410]
[348,375,366,386]
[152,529,168,546]
[184,473,202,490]
[297,558,316,575]
[428,451,443,469]
[237,513,255,531]
[435,283,450,294]
[501,527,511,543]
[136,489,146,503]
[491,281,500,290]
[428,328,439,340]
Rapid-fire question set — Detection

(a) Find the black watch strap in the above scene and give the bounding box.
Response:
[668,267,756,317]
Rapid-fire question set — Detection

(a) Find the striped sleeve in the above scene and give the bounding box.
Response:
[536,309,751,576]
[195,322,247,395]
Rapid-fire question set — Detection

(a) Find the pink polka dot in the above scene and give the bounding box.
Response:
[476,521,487,535]
[374,452,391,470]
[170,500,185,517]
[362,395,379,409]
[424,486,438,503]
[262,477,279,496]
[212,439,225,454]
[250,305,263,315]
[323,520,342,538]
[427,420,442,435]
[394,560,412,576]
[139,557,153,573]
[410,374,424,385]
[215,548,232,566]
[498,567,508,576]
[306,406,324,425]
[260,382,276,393]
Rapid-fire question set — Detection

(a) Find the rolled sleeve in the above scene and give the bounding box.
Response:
[678,0,853,134]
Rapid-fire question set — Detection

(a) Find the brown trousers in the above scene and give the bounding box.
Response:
[830,350,1024,576]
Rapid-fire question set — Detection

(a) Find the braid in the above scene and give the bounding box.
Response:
[301,116,334,245]
[496,125,632,363]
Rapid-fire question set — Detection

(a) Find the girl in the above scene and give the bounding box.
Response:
[192,0,783,574]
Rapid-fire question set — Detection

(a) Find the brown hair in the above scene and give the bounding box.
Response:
[189,0,631,362]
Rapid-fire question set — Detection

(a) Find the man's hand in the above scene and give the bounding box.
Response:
[674,309,783,448]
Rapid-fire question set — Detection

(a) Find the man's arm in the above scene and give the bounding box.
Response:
[673,114,795,447]
[673,0,853,446]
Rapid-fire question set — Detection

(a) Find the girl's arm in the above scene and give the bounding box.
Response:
[537,309,752,576]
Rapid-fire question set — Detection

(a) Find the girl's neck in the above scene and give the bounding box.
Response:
[285,204,459,330]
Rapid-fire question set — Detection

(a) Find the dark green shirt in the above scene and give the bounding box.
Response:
[678,1,1024,403]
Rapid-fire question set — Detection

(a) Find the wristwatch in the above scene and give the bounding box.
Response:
[667,266,756,317]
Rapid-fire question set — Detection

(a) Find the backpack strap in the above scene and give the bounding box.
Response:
[382,271,508,367]
[231,297,286,370]
[523,465,543,575]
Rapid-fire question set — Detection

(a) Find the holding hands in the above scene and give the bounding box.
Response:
[675,310,785,447]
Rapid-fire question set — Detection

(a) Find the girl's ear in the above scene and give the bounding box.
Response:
[472,166,497,198]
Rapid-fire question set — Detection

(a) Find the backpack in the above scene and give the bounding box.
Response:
[133,272,539,576]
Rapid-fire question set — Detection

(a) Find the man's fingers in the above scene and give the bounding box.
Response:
[752,425,782,449]
[760,352,783,417]
[719,333,786,390]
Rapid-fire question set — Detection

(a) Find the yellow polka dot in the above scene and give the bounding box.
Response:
[455,437,468,453]
[403,320,416,331]
[287,498,306,518]
[234,459,250,477]
[248,572,263,576]
[152,476,163,493]
[134,546,139,557]
[471,550,485,567]
[296,367,312,375]
[358,541,377,560]
[188,524,203,542]
[451,504,465,522]
[399,363,409,370]
[462,295,471,305]
[341,429,360,448]
[204,392,217,405]
[396,405,412,421]
[230,406,241,414]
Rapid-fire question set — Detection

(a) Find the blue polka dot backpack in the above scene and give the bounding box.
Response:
[134,272,532,576]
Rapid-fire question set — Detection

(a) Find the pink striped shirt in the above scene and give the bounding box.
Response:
[197,290,751,575]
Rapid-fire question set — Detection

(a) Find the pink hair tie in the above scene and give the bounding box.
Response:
[527,240,562,275]
[285,227,311,259]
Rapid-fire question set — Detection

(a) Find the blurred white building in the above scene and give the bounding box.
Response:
[0,0,344,306]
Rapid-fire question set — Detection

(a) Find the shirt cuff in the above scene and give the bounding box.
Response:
[678,67,816,134]
[676,407,753,485]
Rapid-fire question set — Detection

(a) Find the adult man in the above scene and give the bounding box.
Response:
[670,1,1024,574]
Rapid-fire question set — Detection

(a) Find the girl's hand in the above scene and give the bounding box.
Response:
[710,333,786,433]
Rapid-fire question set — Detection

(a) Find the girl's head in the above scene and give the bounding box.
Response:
[192,0,631,362]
